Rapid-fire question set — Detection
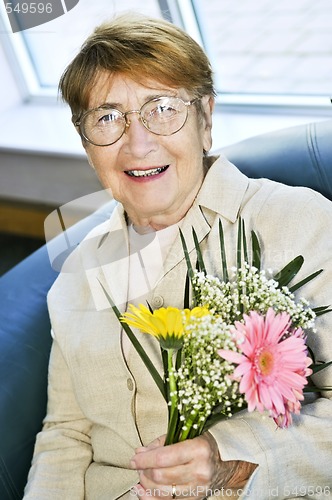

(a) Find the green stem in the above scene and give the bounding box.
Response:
[165,349,179,445]
[179,409,199,441]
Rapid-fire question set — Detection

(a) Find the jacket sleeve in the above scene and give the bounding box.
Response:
[210,189,332,499]
[23,336,93,500]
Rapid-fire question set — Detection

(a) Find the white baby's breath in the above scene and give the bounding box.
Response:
[173,263,317,436]
[192,263,316,330]
[175,314,244,434]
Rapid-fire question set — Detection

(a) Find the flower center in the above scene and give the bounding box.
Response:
[256,349,274,376]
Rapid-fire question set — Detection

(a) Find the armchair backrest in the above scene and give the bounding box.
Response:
[219,119,332,201]
[0,119,331,499]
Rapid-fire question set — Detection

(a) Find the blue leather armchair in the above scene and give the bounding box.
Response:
[1,119,331,499]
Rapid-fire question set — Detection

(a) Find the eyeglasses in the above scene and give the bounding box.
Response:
[75,96,198,146]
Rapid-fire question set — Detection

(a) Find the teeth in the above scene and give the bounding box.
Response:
[127,166,167,177]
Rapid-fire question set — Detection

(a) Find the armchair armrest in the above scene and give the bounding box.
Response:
[0,199,115,499]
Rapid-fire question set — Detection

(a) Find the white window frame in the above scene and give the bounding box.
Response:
[0,1,55,101]
[1,0,331,113]
[0,0,330,156]
[184,0,331,114]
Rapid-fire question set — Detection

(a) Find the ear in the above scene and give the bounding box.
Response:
[201,95,215,153]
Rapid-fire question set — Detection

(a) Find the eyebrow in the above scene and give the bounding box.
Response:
[96,92,179,110]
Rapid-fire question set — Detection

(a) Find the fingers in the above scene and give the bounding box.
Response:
[131,435,210,471]
[130,433,256,498]
[134,435,166,455]
[137,461,192,490]
[130,437,213,499]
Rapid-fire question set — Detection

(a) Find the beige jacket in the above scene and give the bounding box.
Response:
[24,156,332,499]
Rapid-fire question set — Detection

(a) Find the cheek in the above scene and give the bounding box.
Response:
[174,125,204,159]
[84,148,121,192]
[85,147,115,174]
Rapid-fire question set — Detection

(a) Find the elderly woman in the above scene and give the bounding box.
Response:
[24,13,332,500]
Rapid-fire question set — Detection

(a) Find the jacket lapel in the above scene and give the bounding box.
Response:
[159,156,249,280]
[82,204,130,312]
[160,202,212,280]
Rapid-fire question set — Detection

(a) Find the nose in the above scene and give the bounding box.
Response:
[123,112,158,158]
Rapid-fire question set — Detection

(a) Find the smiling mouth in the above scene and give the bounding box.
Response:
[125,165,169,178]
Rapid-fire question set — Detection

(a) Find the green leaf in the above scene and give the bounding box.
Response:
[313,305,332,317]
[175,347,182,371]
[98,280,166,401]
[236,218,245,315]
[251,230,261,270]
[304,360,332,393]
[146,301,153,313]
[242,219,248,263]
[237,217,242,270]
[179,229,194,280]
[192,227,206,275]
[184,272,190,309]
[180,229,199,306]
[218,219,229,282]
[311,360,332,375]
[289,269,324,293]
[273,255,304,288]
[304,385,332,392]
[161,347,169,399]
[307,344,316,364]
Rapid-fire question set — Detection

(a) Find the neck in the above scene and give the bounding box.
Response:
[125,182,205,232]
[128,213,181,233]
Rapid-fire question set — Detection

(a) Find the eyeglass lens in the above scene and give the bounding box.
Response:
[80,96,191,146]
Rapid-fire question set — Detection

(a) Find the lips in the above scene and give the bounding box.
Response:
[125,165,169,178]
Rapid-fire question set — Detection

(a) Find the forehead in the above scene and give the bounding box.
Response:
[87,71,186,109]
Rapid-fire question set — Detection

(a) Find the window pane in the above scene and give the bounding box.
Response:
[21,0,162,89]
[192,0,332,97]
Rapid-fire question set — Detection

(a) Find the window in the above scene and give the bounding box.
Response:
[0,0,330,155]
[0,0,163,98]
[191,0,332,107]
[1,0,331,107]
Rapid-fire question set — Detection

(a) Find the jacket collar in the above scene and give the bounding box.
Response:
[96,155,249,286]
[159,155,250,278]
[197,154,250,224]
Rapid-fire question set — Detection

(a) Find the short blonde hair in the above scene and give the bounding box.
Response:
[59,13,215,121]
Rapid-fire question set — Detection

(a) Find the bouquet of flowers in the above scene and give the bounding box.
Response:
[102,219,331,445]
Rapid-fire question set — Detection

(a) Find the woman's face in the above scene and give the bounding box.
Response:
[83,72,214,229]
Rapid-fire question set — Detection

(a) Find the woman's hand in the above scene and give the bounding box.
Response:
[130,433,257,499]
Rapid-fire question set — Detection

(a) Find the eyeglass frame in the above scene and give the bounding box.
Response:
[74,96,199,147]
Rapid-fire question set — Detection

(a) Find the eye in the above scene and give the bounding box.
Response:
[147,102,180,123]
[99,114,113,123]
[157,104,177,116]
[97,110,123,126]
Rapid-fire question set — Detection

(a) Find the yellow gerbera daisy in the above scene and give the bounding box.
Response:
[121,304,210,350]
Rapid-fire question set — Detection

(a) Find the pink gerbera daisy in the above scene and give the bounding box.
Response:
[218,308,312,428]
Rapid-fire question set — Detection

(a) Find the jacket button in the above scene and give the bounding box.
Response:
[152,295,164,308]
[127,378,134,391]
